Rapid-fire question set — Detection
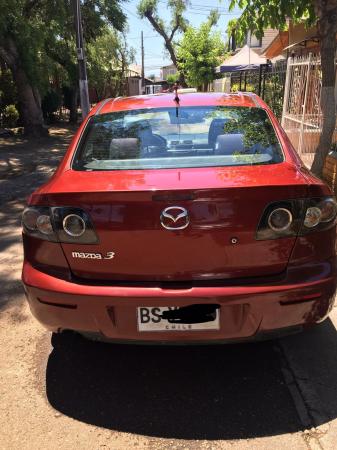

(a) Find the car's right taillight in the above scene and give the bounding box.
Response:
[301,197,337,233]
[256,197,337,240]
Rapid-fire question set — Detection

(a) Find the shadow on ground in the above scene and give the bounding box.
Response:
[46,331,306,440]
[0,125,74,205]
[0,126,75,311]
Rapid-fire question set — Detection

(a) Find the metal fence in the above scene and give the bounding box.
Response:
[281,53,337,166]
[227,60,287,119]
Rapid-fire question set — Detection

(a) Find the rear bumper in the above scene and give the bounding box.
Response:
[22,259,337,343]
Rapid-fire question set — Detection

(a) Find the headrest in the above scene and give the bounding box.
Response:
[127,120,152,135]
[208,118,229,147]
[109,138,140,159]
[214,134,244,155]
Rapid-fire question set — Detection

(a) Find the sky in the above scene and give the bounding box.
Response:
[121,0,241,77]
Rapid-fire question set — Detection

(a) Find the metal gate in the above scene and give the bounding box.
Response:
[281,53,337,166]
[228,61,287,119]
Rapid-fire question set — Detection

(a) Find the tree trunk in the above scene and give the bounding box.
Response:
[14,67,47,136]
[144,11,187,88]
[311,1,337,177]
[0,37,47,137]
[163,43,187,87]
[68,86,79,124]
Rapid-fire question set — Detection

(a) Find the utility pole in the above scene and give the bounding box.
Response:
[72,0,90,119]
[141,31,145,94]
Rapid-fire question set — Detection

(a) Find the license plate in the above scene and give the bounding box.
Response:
[137,306,220,332]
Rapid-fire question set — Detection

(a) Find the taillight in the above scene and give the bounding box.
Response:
[256,197,337,240]
[22,207,99,244]
[301,197,337,234]
[52,207,98,243]
[22,207,57,241]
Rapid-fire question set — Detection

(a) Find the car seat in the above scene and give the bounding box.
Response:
[109,138,141,159]
[208,118,232,149]
[214,134,244,155]
[130,121,167,150]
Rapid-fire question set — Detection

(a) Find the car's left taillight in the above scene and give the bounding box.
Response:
[22,207,57,241]
[22,206,98,244]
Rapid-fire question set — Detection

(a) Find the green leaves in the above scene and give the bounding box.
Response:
[138,0,188,41]
[0,0,128,90]
[86,29,134,98]
[177,21,225,89]
[227,0,316,42]
[137,0,158,17]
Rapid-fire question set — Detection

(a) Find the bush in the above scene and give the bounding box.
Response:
[3,104,19,128]
[231,82,255,92]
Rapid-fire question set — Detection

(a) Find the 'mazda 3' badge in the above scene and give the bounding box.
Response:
[71,251,115,260]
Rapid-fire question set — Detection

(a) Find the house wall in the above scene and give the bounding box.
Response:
[127,77,141,96]
[262,29,280,51]
[161,64,178,80]
[288,23,317,46]
[253,29,280,54]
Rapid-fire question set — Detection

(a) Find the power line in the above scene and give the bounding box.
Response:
[144,65,167,68]
[146,50,164,57]
[188,9,240,16]
[128,34,158,40]
[189,6,240,12]
[190,4,240,10]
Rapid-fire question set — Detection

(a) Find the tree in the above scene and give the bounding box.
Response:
[0,65,17,114]
[227,0,337,178]
[87,29,135,100]
[0,0,128,134]
[137,0,189,85]
[166,73,180,84]
[43,0,127,123]
[177,15,225,91]
[0,0,49,136]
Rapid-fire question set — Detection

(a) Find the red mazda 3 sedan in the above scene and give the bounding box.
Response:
[22,92,337,343]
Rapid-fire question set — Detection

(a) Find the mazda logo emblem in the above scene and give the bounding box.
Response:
[160,206,190,230]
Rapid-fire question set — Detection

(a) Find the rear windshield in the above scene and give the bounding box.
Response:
[72,106,284,171]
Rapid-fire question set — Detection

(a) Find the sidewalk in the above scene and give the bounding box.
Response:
[279,306,337,450]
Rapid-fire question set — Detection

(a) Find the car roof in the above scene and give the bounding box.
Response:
[94,92,263,116]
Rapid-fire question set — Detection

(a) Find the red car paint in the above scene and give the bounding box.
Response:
[22,93,337,343]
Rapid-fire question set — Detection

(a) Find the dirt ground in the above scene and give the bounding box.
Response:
[0,126,337,450]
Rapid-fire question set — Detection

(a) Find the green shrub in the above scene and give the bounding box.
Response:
[231,82,255,92]
[3,104,19,128]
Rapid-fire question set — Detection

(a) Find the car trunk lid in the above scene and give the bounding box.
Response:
[46,163,308,282]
